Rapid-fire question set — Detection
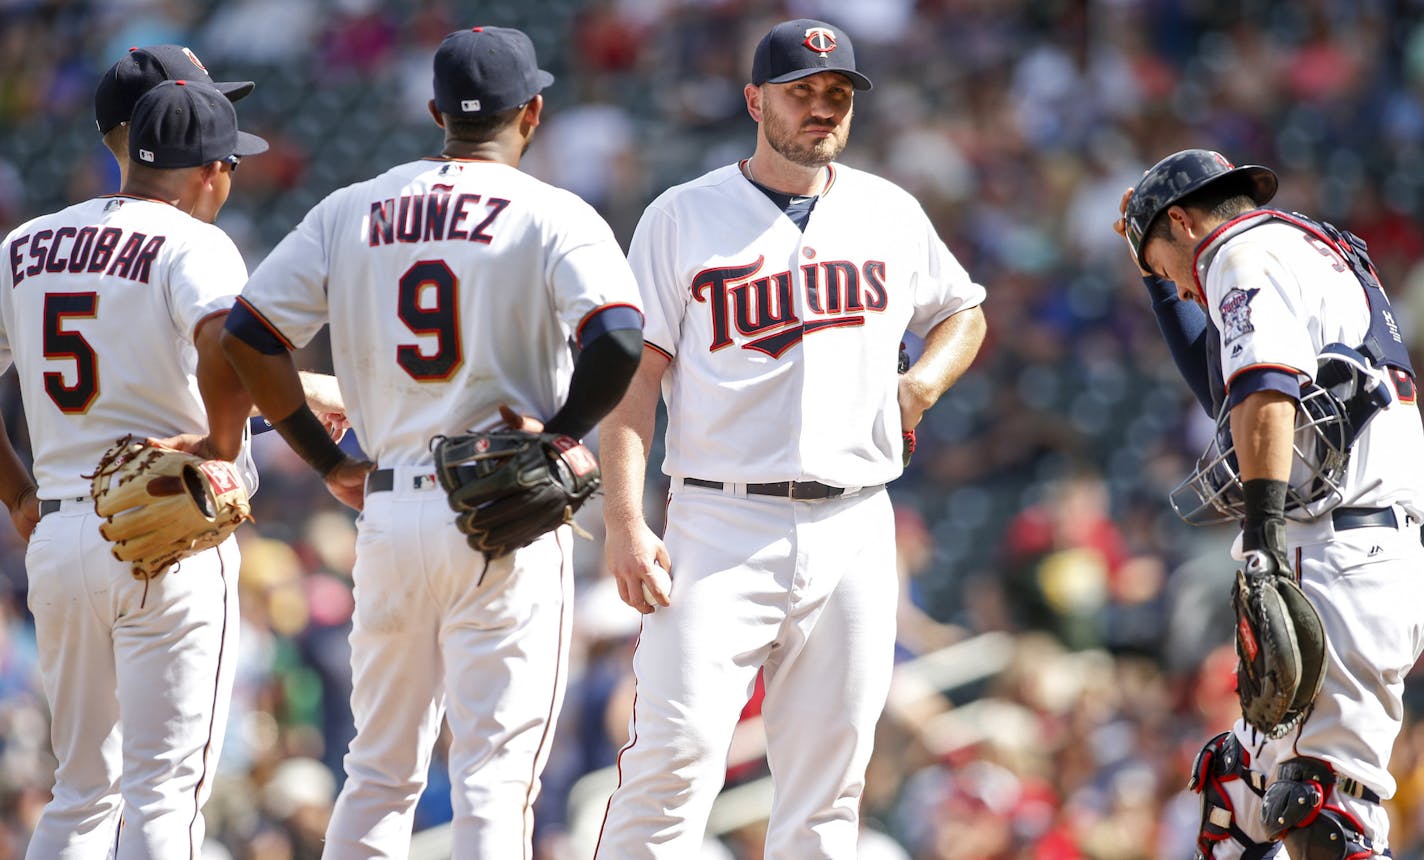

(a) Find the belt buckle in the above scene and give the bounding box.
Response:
[785,481,800,499]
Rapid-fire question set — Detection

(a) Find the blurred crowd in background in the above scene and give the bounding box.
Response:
[4,0,1424,857]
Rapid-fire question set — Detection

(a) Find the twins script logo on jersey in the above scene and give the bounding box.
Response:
[803,27,837,56]
[692,254,887,358]
[1220,287,1259,345]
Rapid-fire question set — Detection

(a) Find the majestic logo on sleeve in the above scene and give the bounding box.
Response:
[691,255,887,358]
[803,27,837,56]
[1220,287,1259,345]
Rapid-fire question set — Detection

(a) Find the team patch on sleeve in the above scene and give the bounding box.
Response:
[1219,287,1260,345]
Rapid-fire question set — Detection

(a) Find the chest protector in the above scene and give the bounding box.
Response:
[1173,210,1412,525]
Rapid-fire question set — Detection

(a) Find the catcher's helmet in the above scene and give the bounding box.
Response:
[1124,149,1278,268]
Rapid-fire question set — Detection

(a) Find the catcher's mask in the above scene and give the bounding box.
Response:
[1124,149,1277,269]
[1170,345,1391,525]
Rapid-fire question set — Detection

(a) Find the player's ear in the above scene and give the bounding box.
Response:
[521,95,543,131]
[428,100,446,128]
[745,83,763,122]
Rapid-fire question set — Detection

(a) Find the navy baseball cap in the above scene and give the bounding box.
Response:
[128,80,268,170]
[752,19,872,91]
[96,45,255,134]
[432,27,554,116]
[1125,149,1277,267]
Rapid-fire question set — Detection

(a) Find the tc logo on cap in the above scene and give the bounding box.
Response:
[138,149,155,162]
[461,99,481,111]
[802,27,837,56]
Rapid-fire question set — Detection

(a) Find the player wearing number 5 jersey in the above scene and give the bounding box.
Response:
[0,80,265,858]
[221,26,643,859]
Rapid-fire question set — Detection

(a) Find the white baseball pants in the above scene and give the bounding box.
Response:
[595,484,897,860]
[322,467,573,859]
[1210,509,1424,856]
[25,500,240,860]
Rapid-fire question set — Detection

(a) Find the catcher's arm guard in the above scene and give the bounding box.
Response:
[90,436,252,579]
[432,429,600,559]
[1232,552,1327,737]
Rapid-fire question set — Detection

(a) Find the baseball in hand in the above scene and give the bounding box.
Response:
[641,563,672,606]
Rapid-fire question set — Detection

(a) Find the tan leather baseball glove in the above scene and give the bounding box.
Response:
[90,435,252,579]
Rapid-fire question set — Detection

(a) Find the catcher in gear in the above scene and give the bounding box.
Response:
[220,28,643,858]
[0,81,265,857]
[90,436,253,580]
[1118,150,1424,859]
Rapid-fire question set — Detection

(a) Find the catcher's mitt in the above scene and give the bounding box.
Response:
[1232,551,1327,737]
[90,436,252,579]
[432,429,600,559]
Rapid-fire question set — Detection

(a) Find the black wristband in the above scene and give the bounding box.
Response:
[272,407,346,477]
[1241,477,1288,555]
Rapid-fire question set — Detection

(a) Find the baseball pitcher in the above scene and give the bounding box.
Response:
[595,19,987,859]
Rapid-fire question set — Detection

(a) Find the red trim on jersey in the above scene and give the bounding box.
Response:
[522,530,572,851]
[575,302,645,347]
[595,620,644,859]
[643,341,674,361]
[419,155,501,164]
[1189,212,1264,297]
[232,296,296,351]
[1223,362,1306,395]
[186,548,231,853]
[191,308,230,344]
[738,160,837,195]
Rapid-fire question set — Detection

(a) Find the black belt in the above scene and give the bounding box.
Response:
[363,468,449,495]
[39,497,88,519]
[365,469,395,494]
[1332,506,1397,531]
[682,477,860,501]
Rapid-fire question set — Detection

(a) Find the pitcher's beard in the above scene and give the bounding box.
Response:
[764,112,850,168]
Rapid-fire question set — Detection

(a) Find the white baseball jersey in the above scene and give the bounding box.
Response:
[1199,215,1424,516]
[634,162,985,488]
[237,158,642,463]
[0,195,253,498]
[4,194,249,858]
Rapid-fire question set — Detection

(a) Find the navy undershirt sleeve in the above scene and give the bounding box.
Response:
[578,304,643,347]
[1227,367,1301,409]
[1144,276,1215,414]
[543,307,645,438]
[224,300,289,355]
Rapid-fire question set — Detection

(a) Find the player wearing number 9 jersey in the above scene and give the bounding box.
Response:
[221,26,643,859]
